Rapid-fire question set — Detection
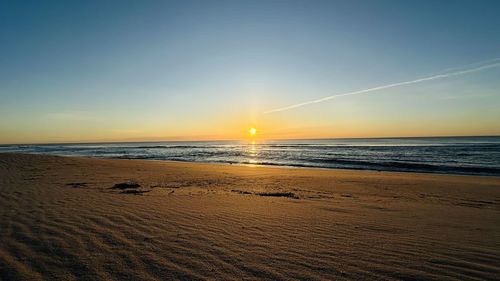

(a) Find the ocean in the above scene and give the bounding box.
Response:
[1,136,500,176]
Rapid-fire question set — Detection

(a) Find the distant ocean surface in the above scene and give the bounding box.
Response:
[2,136,500,176]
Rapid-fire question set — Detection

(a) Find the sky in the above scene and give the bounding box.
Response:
[1,0,500,144]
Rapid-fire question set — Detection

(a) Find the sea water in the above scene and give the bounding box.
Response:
[1,136,499,176]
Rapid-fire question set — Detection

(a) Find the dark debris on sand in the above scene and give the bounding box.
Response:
[109,181,153,195]
[255,192,299,199]
[120,189,151,195]
[111,181,141,190]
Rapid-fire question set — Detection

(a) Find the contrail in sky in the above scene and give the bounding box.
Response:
[264,58,500,114]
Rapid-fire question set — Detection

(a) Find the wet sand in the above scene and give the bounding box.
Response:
[0,153,499,280]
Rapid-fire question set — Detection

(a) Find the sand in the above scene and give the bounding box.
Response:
[0,153,499,280]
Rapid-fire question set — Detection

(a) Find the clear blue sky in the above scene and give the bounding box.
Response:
[1,0,500,143]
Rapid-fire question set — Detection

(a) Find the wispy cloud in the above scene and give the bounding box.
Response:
[264,58,500,114]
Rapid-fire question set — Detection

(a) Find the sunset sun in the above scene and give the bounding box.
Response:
[249,127,257,136]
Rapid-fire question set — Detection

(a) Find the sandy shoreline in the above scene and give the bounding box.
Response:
[1,153,499,280]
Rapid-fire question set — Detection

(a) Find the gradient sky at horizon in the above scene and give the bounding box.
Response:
[1,0,500,144]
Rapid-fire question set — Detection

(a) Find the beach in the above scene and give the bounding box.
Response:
[0,153,499,280]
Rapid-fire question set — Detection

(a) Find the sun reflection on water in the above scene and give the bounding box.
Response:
[247,140,258,164]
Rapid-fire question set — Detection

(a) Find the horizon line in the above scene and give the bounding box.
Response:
[2,134,500,146]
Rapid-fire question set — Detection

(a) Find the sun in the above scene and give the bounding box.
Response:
[249,127,257,136]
